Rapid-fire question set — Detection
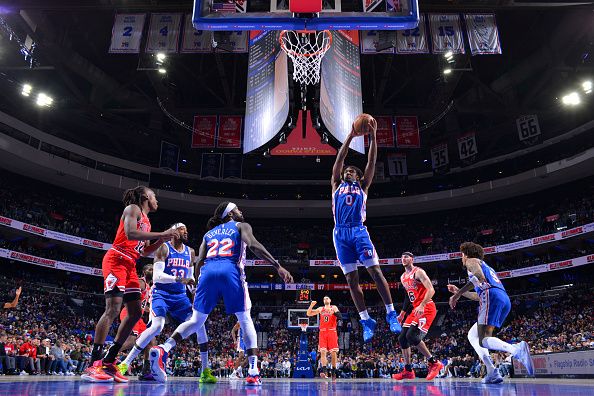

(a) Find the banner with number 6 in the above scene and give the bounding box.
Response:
[429,14,465,54]
[109,14,146,54]
[457,133,478,160]
[146,13,182,53]
[431,143,449,169]
[516,115,541,142]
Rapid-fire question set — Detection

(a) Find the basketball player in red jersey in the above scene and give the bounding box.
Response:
[392,252,443,381]
[82,186,178,383]
[307,296,342,379]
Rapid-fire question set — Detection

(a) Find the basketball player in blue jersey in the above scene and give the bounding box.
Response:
[331,115,402,342]
[448,242,534,383]
[149,202,293,386]
[229,321,247,380]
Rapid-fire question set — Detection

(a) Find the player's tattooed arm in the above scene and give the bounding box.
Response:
[449,282,475,309]
[465,258,487,282]
[331,131,355,192]
[3,286,21,309]
[361,117,378,192]
[447,284,479,301]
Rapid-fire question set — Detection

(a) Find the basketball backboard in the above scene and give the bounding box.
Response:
[193,0,419,31]
[288,308,320,329]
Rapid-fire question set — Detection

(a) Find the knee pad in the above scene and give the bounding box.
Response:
[398,327,410,349]
[405,326,425,347]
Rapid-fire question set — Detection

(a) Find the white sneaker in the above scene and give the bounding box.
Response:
[514,341,534,377]
[20,371,29,376]
[229,372,239,380]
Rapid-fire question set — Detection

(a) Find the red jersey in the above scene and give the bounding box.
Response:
[319,307,337,332]
[111,210,151,261]
[400,266,432,308]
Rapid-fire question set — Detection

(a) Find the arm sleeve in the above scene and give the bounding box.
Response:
[333,311,343,320]
[152,261,178,284]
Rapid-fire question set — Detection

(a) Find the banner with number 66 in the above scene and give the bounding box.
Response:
[516,115,541,142]
[431,143,449,169]
[146,13,182,53]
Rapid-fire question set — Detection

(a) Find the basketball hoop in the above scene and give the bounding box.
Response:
[299,322,309,332]
[280,30,332,86]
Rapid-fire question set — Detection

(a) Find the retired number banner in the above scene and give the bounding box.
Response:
[516,115,541,142]
[217,116,242,148]
[431,143,449,169]
[464,14,502,55]
[192,116,217,148]
[387,153,408,176]
[109,14,146,54]
[396,14,429,54]
[360,31,394,54]
[457,133,478,160]
[395,116,420,148]
[429,14,465,54]
[145,13,182,53]
[181,14,213,53]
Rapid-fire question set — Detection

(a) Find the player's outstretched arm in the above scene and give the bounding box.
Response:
[306,301,321,317]
[331,130,355,192]
[361,117,378,192]
[447,284,479,301]
[123,205,179,242]
[238,222,293,283]
[3,286,22,309]
[449,282,475,309]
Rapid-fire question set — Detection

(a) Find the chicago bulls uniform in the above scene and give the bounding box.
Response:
[318,307,339,352]
[119,277,151,336]
[400,267,437,333]
[102,211,151,296]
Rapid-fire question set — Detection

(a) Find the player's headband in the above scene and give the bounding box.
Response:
[402,251,414,258]
[171,223,186,230]
[221,202,237,219]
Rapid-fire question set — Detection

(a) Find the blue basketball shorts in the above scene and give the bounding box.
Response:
[150,289,192,323]
[333,225,379,274]
[478,287,511,328]
[194,260,252,315]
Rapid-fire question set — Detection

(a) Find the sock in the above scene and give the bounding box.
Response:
[122,344,143,366]
[482,337,517,356]
[162,338,177,353]
[385,304,395,314]
[468,324,496,374]
[428,356,436,364]
[102,342,122,364]
[200,351,209,371]
[359,310,371,320]
[248,355,258,376]
[405,364,412,372]
[141,359,150,374]
[90,343,104,364]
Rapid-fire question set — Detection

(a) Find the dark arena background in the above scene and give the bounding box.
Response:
[0,0,593,395]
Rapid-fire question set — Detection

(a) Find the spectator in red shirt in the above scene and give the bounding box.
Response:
[17,336,36,375]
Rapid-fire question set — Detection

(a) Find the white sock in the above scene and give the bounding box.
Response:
[482,336,517,356]
[248,355,258,375]
[122,345,142,366]
[162,338,176,353]
[467,324,495,374]
[385,304,395,314]
[200,351,209,371]
[359,310,371,320]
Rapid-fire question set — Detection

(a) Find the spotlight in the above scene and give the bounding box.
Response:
[444,50,453,59]
[443,68,452,75]
[583,80,592,94]
[263,149,271,158]
[561,92,580,106]
[156,53,166,62]
[279,133,287,144]
[21,83,32,96]
[321,132,328,144]
[35,92,53,107]
[158,68,167,74]
[316,156,320,163]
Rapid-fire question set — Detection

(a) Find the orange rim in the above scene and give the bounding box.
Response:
[279,30,333,58]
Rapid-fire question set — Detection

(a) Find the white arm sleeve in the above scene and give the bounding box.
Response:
[153,261,177,284]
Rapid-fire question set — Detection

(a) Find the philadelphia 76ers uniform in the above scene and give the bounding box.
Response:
[469,261,511,328]
[332,181,379,274]
[150,242,193,323]
[194,221,250,314]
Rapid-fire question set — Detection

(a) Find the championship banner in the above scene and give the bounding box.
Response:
[364,116,394,147]
[387,153,408,176]
[159,141,179,172]
[431,143,449,169]
[215,31,249,53]
[396,14,429,54]
[516,115,541,142]
[457,132,478,160]
[222,153,243,179]
[192,115,217,148]
[145,13,182,53]
[109,14,146,54]
[429,14,465,54]
[360,31,394,54]
[200,153,222,179]
[217,115,242,148]
[464,14,502,55]
[181,14,213,53]
[395,116,420,148]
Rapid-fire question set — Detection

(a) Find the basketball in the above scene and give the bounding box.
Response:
[352,113,375,136]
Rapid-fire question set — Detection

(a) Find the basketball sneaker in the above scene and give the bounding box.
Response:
[386,311,402,334]
[138,372,156,381]
[392,369,416,381]
[116,362,128,376]
[426,361,443,380]
[320,371,328,379]
[246,373,262,386]
[199,368,218,384]
[102,361,129,383]
[513,341,534,376]
[481,370,504,384]
[149,346,169,383]
[229,371,240,380]
[80,360,114,382]
[360,318,377,342]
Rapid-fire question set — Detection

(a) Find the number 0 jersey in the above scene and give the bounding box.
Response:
[332,181,367,226]
[400,266,433,308]
[203,221,246,266]
[111,209,151,261]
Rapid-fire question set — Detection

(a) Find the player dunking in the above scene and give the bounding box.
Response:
[149,202,293,386]
[448,242,534,383]
[81,186,178,383]
[392,252,443,381]
[331,115,401,341]
[230,321,246,380]
[307,296,341,378]
[118,223,204,380]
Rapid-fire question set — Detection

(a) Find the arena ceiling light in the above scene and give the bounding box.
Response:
[21,83,32,96]
[35,92,53,107]
[158,68,167,74]
[583,80,592,94]
[156,52,166,62]
[443,68,452,75]
[444,50,454,63]
[561,92,581,106]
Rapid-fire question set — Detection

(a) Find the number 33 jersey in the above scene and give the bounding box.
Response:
[154,242,193,295]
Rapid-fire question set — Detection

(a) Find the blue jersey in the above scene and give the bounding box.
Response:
[332,181,367,226]
[468,260,506,295]
[155,242,193,295]
[203,221,246,266]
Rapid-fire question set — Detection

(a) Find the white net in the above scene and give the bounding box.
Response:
[280,30,332,86]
